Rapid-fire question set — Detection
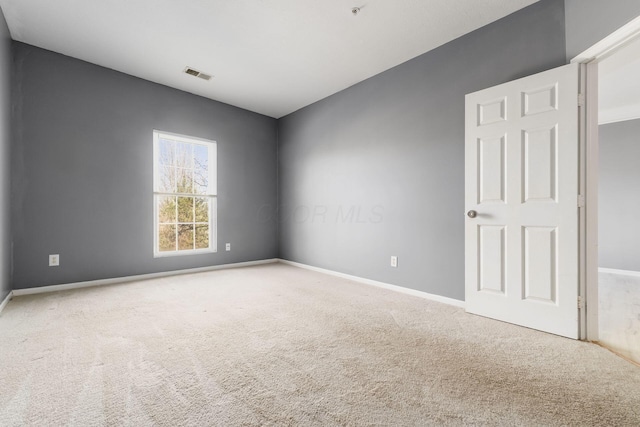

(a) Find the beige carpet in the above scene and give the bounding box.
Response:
[0,263,639,426]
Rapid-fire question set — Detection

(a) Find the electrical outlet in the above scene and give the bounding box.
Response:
[390,256,398,268]
[225,243,231,251]
[49,254,60,267]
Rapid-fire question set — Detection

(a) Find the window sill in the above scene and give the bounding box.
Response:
[154,248,217,258]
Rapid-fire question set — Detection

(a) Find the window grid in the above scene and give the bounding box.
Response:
[153,131,216,257]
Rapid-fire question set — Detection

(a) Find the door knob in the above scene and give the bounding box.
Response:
[467,210,477,218]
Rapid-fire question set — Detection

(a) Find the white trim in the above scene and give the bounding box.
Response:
[278,259,466,309]
[0,291,12,315]
[153,130,217,257]
[599,267,640,278]
[153,129,217,148]
[571,15,640,64]
[584,62,600,342]
[599,113,640,126]
[11,259,279,296]
[578,63,588,340]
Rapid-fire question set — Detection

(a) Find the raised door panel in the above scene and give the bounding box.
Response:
[523,226,557,303]
[478,136,507,204]
[522,126,557,203]
[478,225,506,294]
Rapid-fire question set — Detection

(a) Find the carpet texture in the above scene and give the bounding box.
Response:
[0,263,639,426]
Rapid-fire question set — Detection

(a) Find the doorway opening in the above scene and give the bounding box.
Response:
[573,16,640,363]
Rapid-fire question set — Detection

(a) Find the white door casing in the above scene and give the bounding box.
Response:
[465,63,580,339]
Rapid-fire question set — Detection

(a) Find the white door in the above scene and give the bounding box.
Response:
[465,63,581,339]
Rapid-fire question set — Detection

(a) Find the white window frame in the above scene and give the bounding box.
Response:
[153,130,217,257]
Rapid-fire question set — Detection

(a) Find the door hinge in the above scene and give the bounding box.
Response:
[578,195,585,208]
[578,93,585,107]
[578,296,585,309]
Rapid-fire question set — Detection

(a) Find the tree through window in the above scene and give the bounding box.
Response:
[153,131,216,256]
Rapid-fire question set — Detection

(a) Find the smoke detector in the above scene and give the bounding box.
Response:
[183,67,212,81]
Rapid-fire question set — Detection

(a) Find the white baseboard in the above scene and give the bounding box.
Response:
[599,267,640,278]
[278,259,466,309]
[0,291,12,315]
[12,258,279,296]
[9,258,466,310]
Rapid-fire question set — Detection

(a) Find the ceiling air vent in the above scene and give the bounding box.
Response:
[184,67,212,81]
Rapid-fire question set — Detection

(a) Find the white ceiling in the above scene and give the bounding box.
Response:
[0,0,538,118]
[599,34,640,125]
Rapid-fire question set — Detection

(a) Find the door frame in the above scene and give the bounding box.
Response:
[572,15,640,341]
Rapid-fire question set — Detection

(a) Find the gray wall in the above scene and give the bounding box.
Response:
[0,8,10,301]
[565,0,640,60]
[11,43,278,289]
[598,119,640,272]
[278,0,567,300]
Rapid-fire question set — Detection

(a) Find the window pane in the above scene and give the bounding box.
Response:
[195,225,209,249]
[178,224,194,250]
[178,197,194,222]
[158,166,176,193]
[176,168,193,193]
[195,197,209,222]
[158,139,174,166]
[158,196,176,223]
[158,224,176,252]
[193,145,209,194]
[154,132,216,256]
[176,142,193,168]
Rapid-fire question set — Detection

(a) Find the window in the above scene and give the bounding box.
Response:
[153,130,216,256]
